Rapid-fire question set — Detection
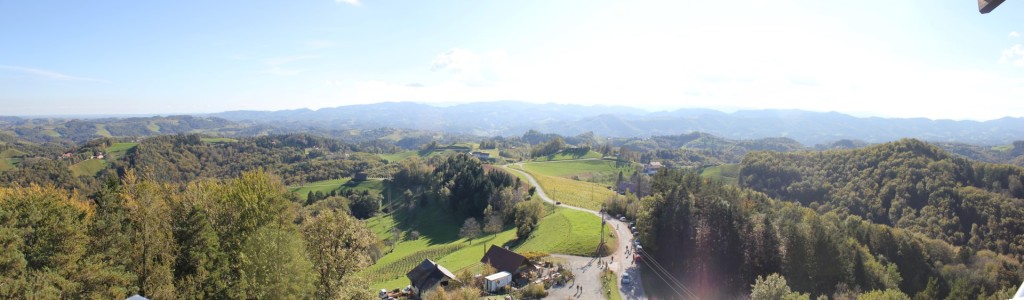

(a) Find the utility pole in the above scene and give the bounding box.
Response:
[599,201,605,256]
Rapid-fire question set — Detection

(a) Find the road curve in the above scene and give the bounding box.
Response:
[504,163,646,300]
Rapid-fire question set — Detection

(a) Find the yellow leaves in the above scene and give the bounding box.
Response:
[0,184,95,220]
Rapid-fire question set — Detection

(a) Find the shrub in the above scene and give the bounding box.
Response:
[519,283,548,299]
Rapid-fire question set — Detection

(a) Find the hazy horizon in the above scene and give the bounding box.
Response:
[2,100,1019,122]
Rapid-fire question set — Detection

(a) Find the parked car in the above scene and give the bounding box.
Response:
[621,273,631,285]
[619,216,627,222]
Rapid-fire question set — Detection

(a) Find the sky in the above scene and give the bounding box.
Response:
[1,0,1023,120]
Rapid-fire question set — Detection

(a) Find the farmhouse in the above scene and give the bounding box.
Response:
[643,161,664,175]
[471,151,491,160]
[406,259,458,297]
[480,245,533,275]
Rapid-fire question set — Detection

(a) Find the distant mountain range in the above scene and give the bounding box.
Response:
[212,101,1024,146]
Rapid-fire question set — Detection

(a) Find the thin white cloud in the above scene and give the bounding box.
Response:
[262,55,319,76]
[0,65,106,82]
[334,0,361,6]
[1000,44,1024,67]
[1010,31,1020,38]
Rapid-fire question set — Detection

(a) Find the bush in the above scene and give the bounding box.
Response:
[514,200,544,238]
[406,230,420,240]
[519,283,548,299]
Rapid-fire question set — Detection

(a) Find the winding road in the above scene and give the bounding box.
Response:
[505,163,647,300]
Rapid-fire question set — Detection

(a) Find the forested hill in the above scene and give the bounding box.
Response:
[739,139,1024,258]
[0,115,243,143]
[620,132,806,165]
[212,101,1024,145]
[637,171,1021,298]
[937,141,1024,166]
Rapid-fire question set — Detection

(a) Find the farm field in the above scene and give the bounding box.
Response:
[517,208,617,257]
[362,201,519,290]
[289,178,385,198]
[700,164,740,185]
[0,149,23,172]
[200,137,237,143]
[379,151,419,162]
[106,142,137,160]
[521,159,633,184]
[0,149,26,158]
[513,167,617,211]
[95,124,112,137]
[363,197,612,290]
[70,159,108,177]
[416,149,470,158]
[532,149,603,162]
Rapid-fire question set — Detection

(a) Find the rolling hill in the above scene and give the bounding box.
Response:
[210,101,1024,145]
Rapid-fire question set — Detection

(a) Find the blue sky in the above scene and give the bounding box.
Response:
[1,0,1022,120]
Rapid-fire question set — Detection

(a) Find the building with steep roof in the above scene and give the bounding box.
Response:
[480,245,531,275]
[406,259,458,297]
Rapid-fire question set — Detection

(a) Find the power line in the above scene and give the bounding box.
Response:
[638,258,687,299]
[636,248,698,299]
[639,248,694,298]
[632,247,690,300]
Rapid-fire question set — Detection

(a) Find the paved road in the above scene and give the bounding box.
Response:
[505,164,646,300]
[545,254,602,299]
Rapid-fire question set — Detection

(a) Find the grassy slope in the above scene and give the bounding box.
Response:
[95,124,112,137]
[700,164,740,185]
[0,149,23,172]
[70,159,109,177]
[517,208,617,257]
[521,171,616,211]
[290,177,386,197]
[522,159,631,185]
[0,149,26,158]
[417,149,465,158]
[42,128,61,138]
[522,159,619,177]
[365,158,624,290]
[107,142,138,160]
[291,178,352,197]
[365,198,612,290]
[533,150,603,162]
[363,200,520,290]
[345,180,384,193]
[200,137,237,143]
[379,151,420,162]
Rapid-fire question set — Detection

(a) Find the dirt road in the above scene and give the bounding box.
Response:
[506,164,646,300]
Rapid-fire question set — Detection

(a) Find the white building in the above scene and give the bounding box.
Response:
[484,271,512,292]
